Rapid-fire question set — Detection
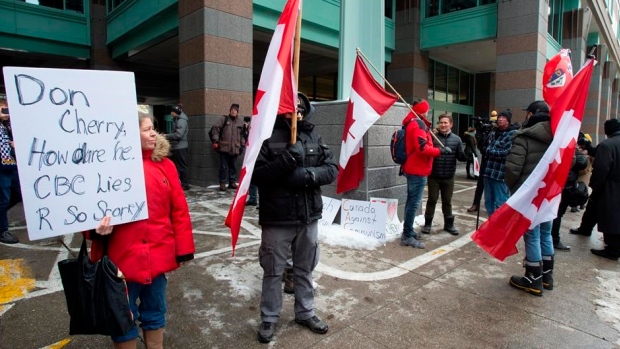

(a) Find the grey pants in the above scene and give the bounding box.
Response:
[259,222,319,323]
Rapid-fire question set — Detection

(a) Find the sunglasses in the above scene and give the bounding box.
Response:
[296,107,306,114]
[0,108,8,114]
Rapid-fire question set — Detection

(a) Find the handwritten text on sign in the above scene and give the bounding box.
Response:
[2,67,148,240]
[340,199,387,241]
[319,196,341,226]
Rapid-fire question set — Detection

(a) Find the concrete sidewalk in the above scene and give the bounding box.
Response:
[0,171,619,349]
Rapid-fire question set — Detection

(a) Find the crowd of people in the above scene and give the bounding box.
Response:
[1,93,618,346]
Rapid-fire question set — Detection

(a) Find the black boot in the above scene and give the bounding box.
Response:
[443,216,459,236]
[421,215,433,234]
[509,260,543,296]
[542,256,554,290]
[283,267,294,294]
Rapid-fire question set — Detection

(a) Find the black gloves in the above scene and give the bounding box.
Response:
[287,167,317,188]
[440,147,453,155]
[286,141,305,166]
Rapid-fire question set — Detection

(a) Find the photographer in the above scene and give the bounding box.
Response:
[467,111,496,213]
[569,132,599,237]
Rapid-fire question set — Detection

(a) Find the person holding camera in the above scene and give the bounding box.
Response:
[253,93,337,343]
[483,110,518,216]
[467,111,496,213]
[569,132,599,237]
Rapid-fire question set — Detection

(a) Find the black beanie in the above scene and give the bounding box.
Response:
[171,105,183,115]
[604,118,620,136]
[497,110,512,122]
[230,103,240,112]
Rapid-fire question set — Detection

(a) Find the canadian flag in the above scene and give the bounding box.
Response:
[472,58,595,261]
[225,0,301,254]
[543,49,573,111]
[336,56,397,193]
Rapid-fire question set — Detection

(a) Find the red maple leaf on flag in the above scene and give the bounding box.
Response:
[531,139,576,209]
[343,100,357,140]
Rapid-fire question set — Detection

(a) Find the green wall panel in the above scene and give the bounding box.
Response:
[421,4,497,50]
[0,0,90,58]
[106,0,177,58]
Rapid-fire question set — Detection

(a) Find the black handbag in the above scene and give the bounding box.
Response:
[57,236,133,336]
[566,180,589,207]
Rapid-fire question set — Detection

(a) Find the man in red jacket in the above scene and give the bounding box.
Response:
[400,99,447,248]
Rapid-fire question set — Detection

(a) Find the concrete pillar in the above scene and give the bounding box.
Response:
[89,0,117,70]
[561,8,592,70]
[387,0,428,104]
[338,0,385,100]
[495,0,548,123]
[584,45,604,144]
[612,78,619,119]
[601,60,616,127]
[178,1,253,186]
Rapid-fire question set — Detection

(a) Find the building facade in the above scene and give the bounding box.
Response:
[1,0,619,189]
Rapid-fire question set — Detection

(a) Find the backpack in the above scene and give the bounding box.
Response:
[390,120,412,164]
[566,180,589,207]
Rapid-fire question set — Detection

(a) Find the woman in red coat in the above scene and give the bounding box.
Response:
[92,113,195,349]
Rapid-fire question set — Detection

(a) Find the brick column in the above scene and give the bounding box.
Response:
[387,0,428,103]
[584,45,604,144]
[178,1,253,186]
[495,0,548,123]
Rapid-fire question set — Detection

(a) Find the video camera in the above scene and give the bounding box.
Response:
[471,116,494,133]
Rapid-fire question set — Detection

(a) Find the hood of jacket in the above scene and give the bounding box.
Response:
[515,120,552,145]
[144,134,170,162]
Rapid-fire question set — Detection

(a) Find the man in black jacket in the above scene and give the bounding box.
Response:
[253,93,337,343]
[588,119,620,261]
[421,114,466,235]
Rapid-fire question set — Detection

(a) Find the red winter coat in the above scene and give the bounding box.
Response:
[90,135,195,284]
[401,113,441,176]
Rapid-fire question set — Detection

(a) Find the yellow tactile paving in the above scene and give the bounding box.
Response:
[40,338,71,349]
[0,259,36,304]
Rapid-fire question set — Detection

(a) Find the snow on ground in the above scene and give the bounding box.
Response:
[593,269,620,345]
[317,214,425,250]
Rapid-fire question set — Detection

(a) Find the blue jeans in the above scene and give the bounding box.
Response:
[402,174,427,239]
[248,184,258,203]
[0,169,21,233]
[524,221,553,262]
[483,177,509,217]
[218,153,238,183]
[112,274,168,343]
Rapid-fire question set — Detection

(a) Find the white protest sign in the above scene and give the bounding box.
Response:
[2,67,148,240]
[340,199,387,241]
[319,196,341,226]
[370,197,402,237]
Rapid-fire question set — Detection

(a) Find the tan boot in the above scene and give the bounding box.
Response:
[113,339,137,349]
[219,182,227,191]
[144,329,164,349]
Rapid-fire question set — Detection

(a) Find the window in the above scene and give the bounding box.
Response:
[548,0,564,43]
[426,0,496,18]
[107,0,128,13]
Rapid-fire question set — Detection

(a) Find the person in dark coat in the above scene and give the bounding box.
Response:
[589,118,620,261]
[550,148,588,251]
[253,93,337,343]
[463,127,478,179]
[210,104,247,191]
[421,114,466,235]
[165,104,190,190]
[504,101,553,296]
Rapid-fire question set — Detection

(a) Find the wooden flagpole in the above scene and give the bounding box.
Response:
[290,5,302,144]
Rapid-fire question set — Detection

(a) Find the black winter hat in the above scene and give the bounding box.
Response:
[523,100,550,114]
[497,110,512,122]
[230,103,239,112]
[604,118,620,136]
[297,92,314,117]
[171,104,183,115]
